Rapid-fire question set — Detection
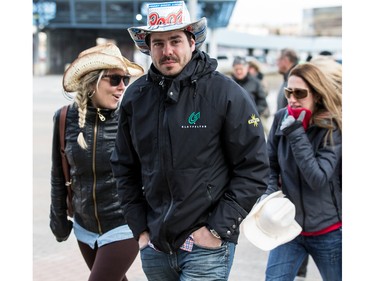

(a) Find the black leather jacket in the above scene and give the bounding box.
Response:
[50,103,126,241]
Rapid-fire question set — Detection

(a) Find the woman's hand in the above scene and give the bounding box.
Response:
[280,110,306,131]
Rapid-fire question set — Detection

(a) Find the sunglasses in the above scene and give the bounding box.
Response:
[102,75,130,87]
[284,87,309,99]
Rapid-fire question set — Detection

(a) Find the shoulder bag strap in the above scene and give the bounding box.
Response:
[59,105,73,218]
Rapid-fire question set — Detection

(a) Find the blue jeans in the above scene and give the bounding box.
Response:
[140,241,236,281]
[266,228,342,281]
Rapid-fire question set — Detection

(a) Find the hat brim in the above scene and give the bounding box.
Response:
[128,17,207,56]
[63,53,144,92]
[249,191,284,216]
[242,191,302,251]
[243,216,302,251]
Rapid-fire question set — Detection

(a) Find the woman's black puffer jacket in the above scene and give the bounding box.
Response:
[50,103,126,241]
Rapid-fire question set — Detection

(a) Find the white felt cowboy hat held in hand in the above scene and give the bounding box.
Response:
[243,191,302,251]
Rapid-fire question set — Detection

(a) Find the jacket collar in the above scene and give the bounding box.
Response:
[147,51,217,103]
[86,103,119,119]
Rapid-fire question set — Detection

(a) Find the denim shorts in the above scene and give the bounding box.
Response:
[73,221,134,249]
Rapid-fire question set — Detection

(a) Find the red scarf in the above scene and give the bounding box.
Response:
[287,105,312,131]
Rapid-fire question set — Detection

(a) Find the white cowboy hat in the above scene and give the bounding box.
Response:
[128,1,207,56]
[63,43,144,92]
[243,191,302,251]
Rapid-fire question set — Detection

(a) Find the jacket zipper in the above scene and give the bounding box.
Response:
[97,108,106,121]
[158,82,174,254]
[92,109,103,234]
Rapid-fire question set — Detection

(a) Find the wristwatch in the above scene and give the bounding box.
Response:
[208,228,221,239]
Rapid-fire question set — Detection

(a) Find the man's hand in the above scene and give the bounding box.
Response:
[138,231,150,250]
[192,226,222,248]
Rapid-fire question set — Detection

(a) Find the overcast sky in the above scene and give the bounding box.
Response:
[230,0,342,26]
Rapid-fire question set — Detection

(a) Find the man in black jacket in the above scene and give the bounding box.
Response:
[110,2,269,280]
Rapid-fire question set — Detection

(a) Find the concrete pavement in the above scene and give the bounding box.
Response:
[33,74,322,281]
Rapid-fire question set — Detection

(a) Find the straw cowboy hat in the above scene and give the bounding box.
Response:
[243,191,302,251]
[63,43,144,92]
[128,1,207,56]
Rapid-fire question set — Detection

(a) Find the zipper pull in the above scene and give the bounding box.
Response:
[159,78,165,88]
[97,108,106,121]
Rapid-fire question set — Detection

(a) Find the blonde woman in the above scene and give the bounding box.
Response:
[50,43,143,281]
[264,63,342,281]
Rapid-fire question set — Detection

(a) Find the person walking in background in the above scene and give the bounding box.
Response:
[276,48,299,111]
[248,59,264,81]
[110,1,270,280]
[264,63,342,281]
[231,56,270,135]
[49,43,144,281]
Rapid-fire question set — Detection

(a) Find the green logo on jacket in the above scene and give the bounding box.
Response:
[188,112,200,125]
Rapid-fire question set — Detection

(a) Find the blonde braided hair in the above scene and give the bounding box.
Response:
[73,70,105,149]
